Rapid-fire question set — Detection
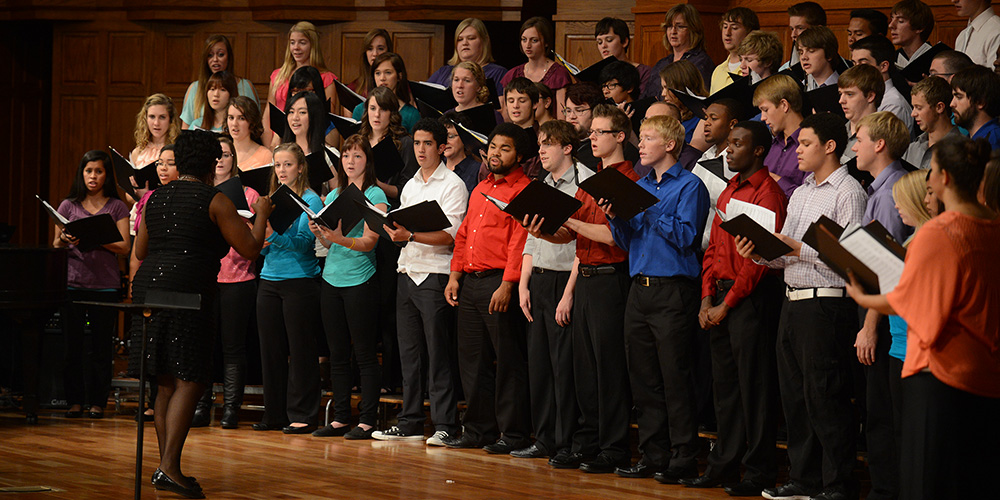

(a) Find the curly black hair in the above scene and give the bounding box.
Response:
[175,129,222,181]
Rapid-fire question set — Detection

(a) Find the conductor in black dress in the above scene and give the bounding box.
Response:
[129,129,272,498]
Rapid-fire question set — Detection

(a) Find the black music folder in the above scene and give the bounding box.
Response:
[572,56,619,85]
[670,74,756,121]
[717,213,792,261]
[269,183,365,235]
[355,198,451,242]
[409,80,457,113]
[305,148,337,192]
[456,104,499,137]
[804,85,846,118]
[626,96,657,136]
[109,147,159,199]
[577,167,659,221]
[214,177,253,218]
[811,219,906,294]
[415,98,443,119]
[334,79,365,112]
[329,113,362,139]
[269,102,287,138]
[37,195,123,251]
[238,164,273,196]
[898,42,950,84]
[480,180,582,235]
[371,138,405,183]
[268,184,304,234]
[454,121,489,155]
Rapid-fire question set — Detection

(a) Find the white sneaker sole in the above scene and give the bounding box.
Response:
[762,493,811,500]
[372,432,424,441]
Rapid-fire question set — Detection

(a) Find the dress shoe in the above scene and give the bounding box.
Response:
[442,434,483,449]
[344,426,375,440]
[548,450,591,469]
[64,409,83,419]
[483,438,529,455]
[761,481,818,500]
[510,443,548,458]
[312,424,350,437]
[724,480,766,497]
[151,468,204,499]
[87,408,104,419]
[811,487,854,500]
[580,453,627,474]
[135,411,154,423]
[679,474,726,488]
[653,464,699,484]
[282,424,317,435]
[251,421,287,431]
[614,460,661,478]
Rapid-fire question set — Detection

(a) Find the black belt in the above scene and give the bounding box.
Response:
[468,269,501,279]
[532,267,570,274]
[634,275,690,287]
[578,261,627,277]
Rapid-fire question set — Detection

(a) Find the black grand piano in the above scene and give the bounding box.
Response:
[0,244,68,424]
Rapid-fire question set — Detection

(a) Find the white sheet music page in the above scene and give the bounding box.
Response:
[725,199,777,233]
[839,229,904,293]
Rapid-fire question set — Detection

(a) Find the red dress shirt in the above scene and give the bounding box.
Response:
[451,167,531,282]
[701,167,788,308]
[569,161,638,266]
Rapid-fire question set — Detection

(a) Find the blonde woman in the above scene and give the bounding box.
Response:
[180,35,258,129]
[263,22,337,143]
[129,93,181,180]
[427,18,507,97]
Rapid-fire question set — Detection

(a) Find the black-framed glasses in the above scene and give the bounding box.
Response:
[588,129,619,137]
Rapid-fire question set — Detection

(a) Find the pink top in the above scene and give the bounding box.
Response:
[271,68,337,111]
[133,189,155,233]
[500,62,573,91]
[218,186,260,283]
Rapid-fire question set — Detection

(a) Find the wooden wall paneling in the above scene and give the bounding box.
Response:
[245,32,282,90]
[59,32,100,86]
[51,96,99,221]
[107,32,148,90]
[330,21,444,89]
[553,0,636,72]
[163,32,196,89]
[393,31,440,81]
[339,29,367,89]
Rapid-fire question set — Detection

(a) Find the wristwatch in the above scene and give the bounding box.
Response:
[407,231,415,242]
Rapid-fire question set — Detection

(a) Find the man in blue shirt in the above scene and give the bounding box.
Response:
[951,65,1000,150]
[604,115,709,483]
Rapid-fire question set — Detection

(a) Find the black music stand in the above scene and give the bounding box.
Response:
[77,289,200,500]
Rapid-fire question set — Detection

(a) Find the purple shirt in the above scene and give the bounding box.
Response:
[428,62,508,98]
[865,160,912,244]
[58,198,129,289]
[500,62,573,91]
[643,48,715,100]
[764,127,807,198]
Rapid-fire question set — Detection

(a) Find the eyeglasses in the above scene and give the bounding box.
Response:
[588,129,619,137]
[562,106,591,116]
[219,152,233,159]
[155,160,175,167]
[601,82,621,91]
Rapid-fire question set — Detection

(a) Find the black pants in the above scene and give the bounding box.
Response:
[395,273,458,434]
[625,277,700,469]
[571,269,631,460]
[456,271,530,444]
[257,278,321,426]
[776,296,858,493]
[900,372,1000,499]
[218,280,256,366]
[704,276,781,485]
[62,288,118,408]
[321,277,380,426]
[526,269,578,454]
[375,243,401,390]
[863,313,898,500]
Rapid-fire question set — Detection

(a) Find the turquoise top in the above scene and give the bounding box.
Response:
[180,78,259,127]
[321,184,387,288]
[260,189,321,281]
[888,315,907,361]
[352,102,420,134]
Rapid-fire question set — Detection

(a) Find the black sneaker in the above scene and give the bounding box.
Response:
[372,426,424,441]
[344,426,375,440]
[762,481,818,500]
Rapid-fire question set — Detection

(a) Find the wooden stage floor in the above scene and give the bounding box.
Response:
[0,410,739,500]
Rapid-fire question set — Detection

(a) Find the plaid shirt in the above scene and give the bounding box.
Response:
[764,166,868,288]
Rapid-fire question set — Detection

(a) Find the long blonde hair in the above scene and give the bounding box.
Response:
[134,93,181,151]
[447,18,495,67]
[270,142,311,196]
[892,169,932,246]
[274,22,330,95]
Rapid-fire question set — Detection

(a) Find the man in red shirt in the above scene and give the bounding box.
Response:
[536,104,638,473]
[684,121,788,496]
[443,123,533,453]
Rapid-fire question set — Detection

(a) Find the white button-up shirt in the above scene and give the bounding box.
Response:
[396,162,469,284]
[955,8,1000,68]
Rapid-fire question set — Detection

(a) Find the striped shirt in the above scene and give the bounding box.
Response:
[764,165,868,288]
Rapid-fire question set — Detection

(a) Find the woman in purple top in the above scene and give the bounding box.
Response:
[501,16,572,120]
[54,150,131,419]
[644,4,715,100]
[427,18,507,98]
